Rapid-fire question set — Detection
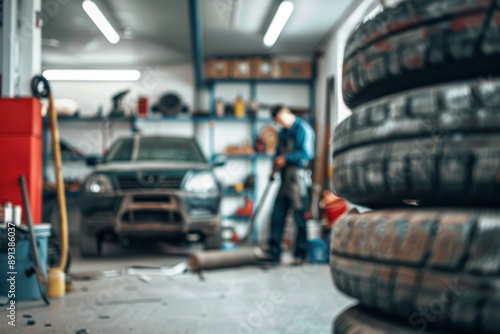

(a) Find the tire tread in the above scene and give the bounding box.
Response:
[333,134,500,207]
[331,210,500,333]
[343,0,500,108]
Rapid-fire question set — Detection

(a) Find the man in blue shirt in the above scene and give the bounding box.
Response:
[262,105,315,265]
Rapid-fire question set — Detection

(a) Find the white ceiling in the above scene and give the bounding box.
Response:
[202,0,355,56]
[41,0,356,68]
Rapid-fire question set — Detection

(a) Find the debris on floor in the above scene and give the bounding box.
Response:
[126,261,187,277]
[75,329,89,334]
[101,270,121,278]
[95,297,162,307]
[137,274,152,283]
[70,270,122,281]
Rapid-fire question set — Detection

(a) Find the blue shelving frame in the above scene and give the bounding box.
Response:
[224,215,253,222]
[224,189,254,196]
[42,114,275,174]
[205,78,314,85]
[205,77,315,242]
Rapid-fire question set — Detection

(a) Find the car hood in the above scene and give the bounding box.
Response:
[95,161,212,172]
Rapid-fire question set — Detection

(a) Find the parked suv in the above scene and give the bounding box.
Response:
[79,136,223,256]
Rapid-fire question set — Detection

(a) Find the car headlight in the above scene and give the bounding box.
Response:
[184,172,218,193]
[85,174,113,194]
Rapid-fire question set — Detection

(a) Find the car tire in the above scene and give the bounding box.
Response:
[79,231,102,258]
[330,209,500,334]
[334,79,500,155]
[203,231,222,250]
[334,305,449,334]
[333,133,500,207]
[342,0,500,108]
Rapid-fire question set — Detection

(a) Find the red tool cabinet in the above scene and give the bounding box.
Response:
[0,98,43,224]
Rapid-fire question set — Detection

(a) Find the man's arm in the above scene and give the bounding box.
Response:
[272,130,287,176]
[274,129,287,158]
[284,123,315,165]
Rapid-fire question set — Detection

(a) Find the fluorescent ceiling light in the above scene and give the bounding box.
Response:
[43,70,141,81]
[263,1,294,48]
[82,0,120,44]
[230,0,242,28]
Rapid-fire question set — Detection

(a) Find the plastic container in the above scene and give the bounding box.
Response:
[307,238,329,264]
[0,202,13,224]
[0,224,51,300]
[322,198,348,226]
[215,99,225,117]
[307,220,323,241]
[234,96,246,118]
[1,203,22,227]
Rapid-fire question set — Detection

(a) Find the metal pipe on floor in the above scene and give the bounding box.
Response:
[188,247,262,271]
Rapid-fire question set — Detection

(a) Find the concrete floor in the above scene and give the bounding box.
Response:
[0,243,354,334]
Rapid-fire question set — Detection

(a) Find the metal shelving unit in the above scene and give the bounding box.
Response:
[206,78,316,124]
[205,77,315,242]
[55,116,132,123]
[223,189,254,197]
[205,78,314,85]
[42,114,275,181]
[224,215,253,221]
[44,154,102,162]
[212,153,275,160]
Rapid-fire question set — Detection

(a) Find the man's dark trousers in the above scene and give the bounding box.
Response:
[268,194,309,260]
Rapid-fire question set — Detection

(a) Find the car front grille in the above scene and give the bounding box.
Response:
[116,172,186,190]
[133,195,171,203]
[121,210,182,224]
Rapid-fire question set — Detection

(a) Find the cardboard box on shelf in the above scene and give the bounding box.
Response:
[206,58,229,78]
[281,60,312,79]
[229,59,253,78]
[251,58,280,78]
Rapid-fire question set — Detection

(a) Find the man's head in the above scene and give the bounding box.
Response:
[271,105,296,128]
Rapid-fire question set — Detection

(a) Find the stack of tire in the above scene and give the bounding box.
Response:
[330,0,500,333]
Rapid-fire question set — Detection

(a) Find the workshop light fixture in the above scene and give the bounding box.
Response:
[42,70,141,81]
[263,1,294,47]
[230,0,242,28]
[82,0,120,44]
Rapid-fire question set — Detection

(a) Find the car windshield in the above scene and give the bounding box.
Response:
[106,137,205,163]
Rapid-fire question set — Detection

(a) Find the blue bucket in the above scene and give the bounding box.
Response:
[0,224,51,300]
[307,238,330,264]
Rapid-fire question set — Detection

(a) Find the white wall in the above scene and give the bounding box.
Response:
[49,64,195,117]
[315,0,377,148]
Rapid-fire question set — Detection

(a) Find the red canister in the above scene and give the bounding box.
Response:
[320,191,348,226]
[137,97,149,116]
